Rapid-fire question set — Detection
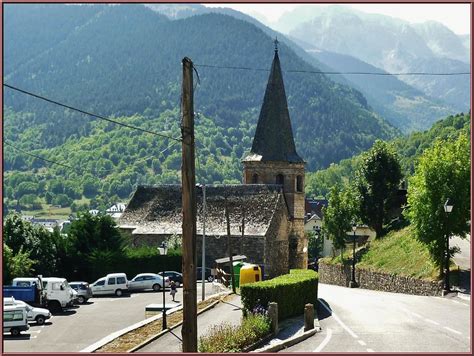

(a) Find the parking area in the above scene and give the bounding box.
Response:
[3,282,221,352]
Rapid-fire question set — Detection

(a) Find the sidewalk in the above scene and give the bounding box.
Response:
[136,294,243,352]
[135,294,320,353]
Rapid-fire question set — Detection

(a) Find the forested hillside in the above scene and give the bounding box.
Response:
[306,112,470,198]
[4,4,400,214]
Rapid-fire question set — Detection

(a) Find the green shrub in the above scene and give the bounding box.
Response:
[198,313,270,353]
[240,269,318,320]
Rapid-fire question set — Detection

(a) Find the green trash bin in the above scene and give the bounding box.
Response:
[230,261,245,288]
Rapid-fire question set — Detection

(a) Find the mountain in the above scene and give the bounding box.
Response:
[412,21,469,63]
[3,4,400,212]
[306,49,456,133]
[458,34,470,51]
[275,5,470,113]
[306,112,470,198]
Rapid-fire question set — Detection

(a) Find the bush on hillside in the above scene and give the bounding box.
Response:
[240,269,318,320]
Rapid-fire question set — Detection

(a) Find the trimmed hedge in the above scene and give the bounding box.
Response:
[240,269,318,320]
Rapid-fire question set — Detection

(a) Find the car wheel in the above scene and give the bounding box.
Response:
[152,284,161,292]
[115,289,123,297]
[36,315,46,325]
[10,328,20,337]
[207,276,214,282]
[77,296,86,304]
[49,301,62,313]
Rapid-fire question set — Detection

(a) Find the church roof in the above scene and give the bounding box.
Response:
[118,184,285,236]
[243,47,304,164]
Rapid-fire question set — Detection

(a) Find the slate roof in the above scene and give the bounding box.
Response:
[243,49,304,164]
[118,184,284,237]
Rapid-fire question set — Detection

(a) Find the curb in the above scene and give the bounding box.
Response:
[251,325,321,353]
[80,290,231,353]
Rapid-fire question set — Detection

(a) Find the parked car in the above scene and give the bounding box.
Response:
[90,273,128,297]
[128,273,170,292]
[196,267,215,282]
[3,297,51,325]
[3,305,29,336]
[69,282,93,304]
[158,271,183,287]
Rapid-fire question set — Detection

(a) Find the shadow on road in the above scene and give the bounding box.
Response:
[3,334,32,341]
[317,298,332,321]
[52,309,77,316]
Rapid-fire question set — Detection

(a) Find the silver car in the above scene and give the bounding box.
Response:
[128,273,169,292]
[69,282,93,304]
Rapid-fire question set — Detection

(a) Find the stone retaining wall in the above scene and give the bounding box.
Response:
[319,261,443,296]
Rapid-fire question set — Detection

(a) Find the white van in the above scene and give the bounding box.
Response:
[91,273,129,297]
[4,297,51,325]
[3,305,29,336]
[39,277,75,311]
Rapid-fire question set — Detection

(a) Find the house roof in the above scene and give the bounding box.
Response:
[305,198,328,218]
[243,48,303,164]
[118,184,285,237]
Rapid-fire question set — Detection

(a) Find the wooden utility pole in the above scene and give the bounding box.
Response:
[181,57,197,352]
[225,205,236,293]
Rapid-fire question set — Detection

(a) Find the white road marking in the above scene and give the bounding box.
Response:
[424,318,440,326]
[443,326,462,335]
[358,340,367,346]
[313,328,333,352]
[367,348,374,352]
[29,330,42,334]
[319,301,359,339]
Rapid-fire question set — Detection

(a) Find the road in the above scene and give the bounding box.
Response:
[3,282,219,352]
[281,283,470,353]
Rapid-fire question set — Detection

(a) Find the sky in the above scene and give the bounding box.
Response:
[206,3,470,35]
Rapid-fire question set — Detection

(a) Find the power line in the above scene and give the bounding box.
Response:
[194,63,470,76]
[4,141,76,171]
[3,83,181,142]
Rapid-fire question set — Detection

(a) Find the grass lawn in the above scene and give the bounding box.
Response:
[357,226,439,281]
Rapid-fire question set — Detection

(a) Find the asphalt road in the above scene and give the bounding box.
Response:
[281,283,470,353]
[3,281,220,352]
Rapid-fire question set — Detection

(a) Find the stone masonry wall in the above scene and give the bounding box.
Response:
[265,196,290,278]
[319,261,443,296]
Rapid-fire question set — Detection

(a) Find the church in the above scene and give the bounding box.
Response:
[118,43,307,278]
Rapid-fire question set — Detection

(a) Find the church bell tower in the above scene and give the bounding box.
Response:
[242,39,307,269]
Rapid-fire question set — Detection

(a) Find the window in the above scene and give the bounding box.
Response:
[108,278,116,285]
[134,276,144,282]
[95,280,105,286]
[144,276,154,280]
[117,277,126,284]
[276,174,284,186]
[252,173,258,184]
[17,282,31,287]
[52,282,61,290]
[296,175,303,192]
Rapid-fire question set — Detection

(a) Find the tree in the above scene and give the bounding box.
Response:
[323,185,357,262]
[355,140,402,237]
[405,134,470,276]
[3,244,36,284]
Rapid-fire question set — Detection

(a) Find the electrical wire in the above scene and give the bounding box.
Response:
[194,63,470,76]
[3,83,181,142]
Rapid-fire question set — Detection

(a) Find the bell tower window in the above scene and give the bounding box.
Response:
[276,174,284,186]
[252,173,259,184]
[296,175,303,192]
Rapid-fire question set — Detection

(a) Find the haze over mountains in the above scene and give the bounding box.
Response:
[270,5,469,114]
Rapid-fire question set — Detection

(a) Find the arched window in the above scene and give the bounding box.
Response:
[252,173,259,184]
[276,174,284,186]
[296,175,303,192]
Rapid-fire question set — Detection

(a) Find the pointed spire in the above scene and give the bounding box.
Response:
[274,37,279,53]
[245,45,304,163]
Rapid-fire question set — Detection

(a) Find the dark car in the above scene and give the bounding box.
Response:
[196,267,214,282]
[158,271,183,287]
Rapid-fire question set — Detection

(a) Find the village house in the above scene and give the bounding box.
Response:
[119,43,307,278]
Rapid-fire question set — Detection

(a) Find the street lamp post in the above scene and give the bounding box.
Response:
[443,199,453,294]
[349,222,358,288]
[158,242,168,330]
